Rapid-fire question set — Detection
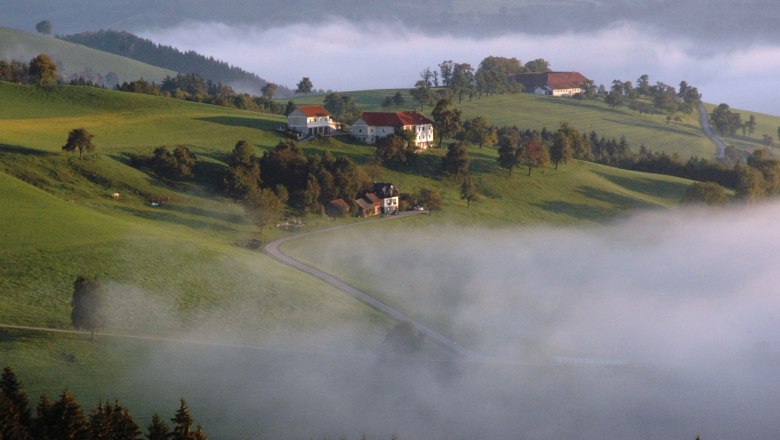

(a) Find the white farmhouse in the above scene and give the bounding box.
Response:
[350,111,434,149]
[287,105,333,136]
[513,72,590,97]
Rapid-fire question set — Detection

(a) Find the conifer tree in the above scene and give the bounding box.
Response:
[145,414,170,440]
[0,390,32,440]
[170,399,194,440]
[47,390,88,440]
[1,366,32,431]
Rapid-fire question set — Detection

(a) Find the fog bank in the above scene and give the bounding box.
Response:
[118,203,780,439]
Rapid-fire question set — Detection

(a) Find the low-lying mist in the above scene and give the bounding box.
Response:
[115,203,780,439]
[140,19,780,115]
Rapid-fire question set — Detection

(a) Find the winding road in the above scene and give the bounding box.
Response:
[698,102,726,159]
[264,211,481,359]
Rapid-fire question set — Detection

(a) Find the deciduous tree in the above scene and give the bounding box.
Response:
[549,130,573,169]
[462,116,496,148]
[261,82,277,99]
[431,99,463,148]
[295,77,312,95]
[71,276,107,339]
[62,128,95,160]
[680,181,727,205]
[28,54,57,86]
[35,20,52,35]
[460,173,478,207]
[441,142,470,182]
[244,187,284,234]
[518,135,549,176]
[416,187,442,212]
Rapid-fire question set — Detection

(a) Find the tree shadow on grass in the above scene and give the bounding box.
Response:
[593,170,687,198]
[533,200,613,221]
[602,117,701,139]
[0,328,41,343]
[0,144,55,156]
[195,116,280,132]
[113,205,236,233]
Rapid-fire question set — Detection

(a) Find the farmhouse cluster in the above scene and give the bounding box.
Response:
[288,106,435,148]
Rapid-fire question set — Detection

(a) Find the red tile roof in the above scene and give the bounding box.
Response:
[359,111,433,127]
[513,72,590,90]
[297,105,330,117]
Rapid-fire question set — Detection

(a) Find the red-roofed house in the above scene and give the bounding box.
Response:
[287,105,333,136]
[512,72,590,97]
[350,111,434,149]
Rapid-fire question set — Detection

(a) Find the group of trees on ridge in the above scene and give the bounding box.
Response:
[59,29,291,97]
[0,365,208,439]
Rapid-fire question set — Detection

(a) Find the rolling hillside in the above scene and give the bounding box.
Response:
[0,81,699,432]
[295,89,780,161]
[0,26,175,84]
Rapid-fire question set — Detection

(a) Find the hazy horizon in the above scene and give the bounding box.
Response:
[3,0,780,114]
[139,18,780,116]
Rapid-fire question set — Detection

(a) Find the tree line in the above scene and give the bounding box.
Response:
[0,365,207,440]
[115,73,287,115]
[59,30,290,97]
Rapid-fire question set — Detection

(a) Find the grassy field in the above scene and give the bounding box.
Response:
[291,88,716,158]
[0,26,175,84]
[701,102,780,155]
[0,81,702,430]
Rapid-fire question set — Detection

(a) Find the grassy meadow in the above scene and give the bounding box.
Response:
[0,80,703,427]
[292,88,717,158]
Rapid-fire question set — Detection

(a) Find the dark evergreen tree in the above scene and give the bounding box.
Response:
[145,414,170,440]
[88,401,141,440]
[1,366,32,432]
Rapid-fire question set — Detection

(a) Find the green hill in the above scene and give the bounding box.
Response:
[0,81,698,425]
[60,29,293,96]
[0,26,175,84]
[296,89,780,160]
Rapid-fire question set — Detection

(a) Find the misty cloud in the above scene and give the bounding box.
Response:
[118,203,780,439]
[141,19,780,114]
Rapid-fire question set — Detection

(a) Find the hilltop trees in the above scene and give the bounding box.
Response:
[70,276,107,339]
[710,104,742,136]
[62,128,96,160]
[295,77,313,95]
[35,20,53,35]
[28,54,57,86]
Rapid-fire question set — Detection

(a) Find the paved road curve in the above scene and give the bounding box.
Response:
[699,102,726,159]
[264,212,481,359]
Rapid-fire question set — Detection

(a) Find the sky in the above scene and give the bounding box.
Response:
[140,18,780,115]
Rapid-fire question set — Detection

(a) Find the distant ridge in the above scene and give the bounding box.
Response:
[60,29,292,97]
